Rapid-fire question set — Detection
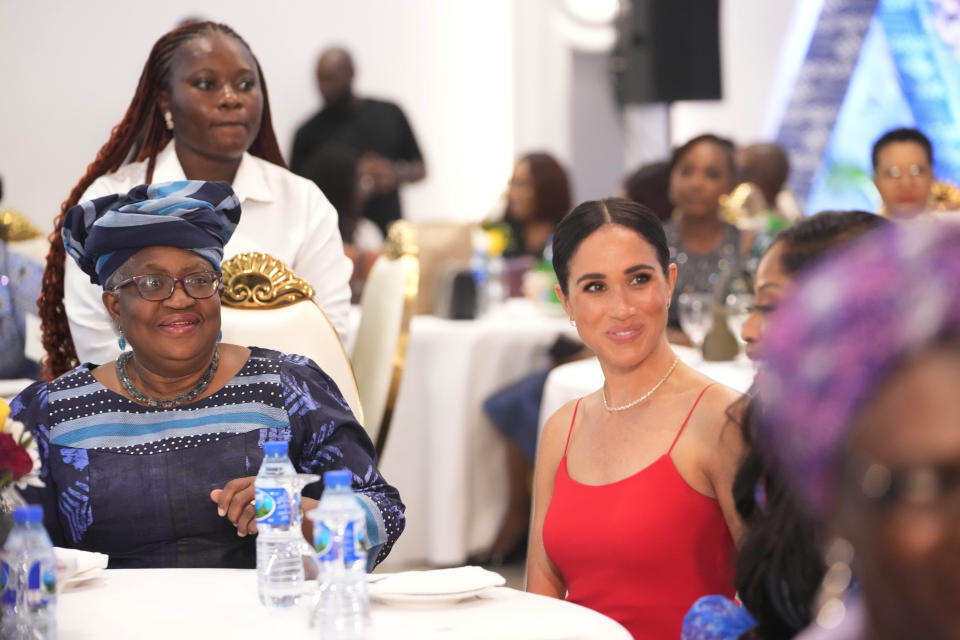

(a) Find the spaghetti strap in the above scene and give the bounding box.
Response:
[563,398,583,457]
[668,384,715,454]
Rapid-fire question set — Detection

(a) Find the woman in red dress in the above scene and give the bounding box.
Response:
[526,198,744,638]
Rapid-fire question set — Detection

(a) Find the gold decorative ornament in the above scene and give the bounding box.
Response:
[0,210,43,242]
[718,182,768,229]
[383,219,418,260]
[930,180,960,211]
[220,252,314,309]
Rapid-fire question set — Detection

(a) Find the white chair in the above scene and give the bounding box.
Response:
[350,221,419,457]
[219,252,364,426]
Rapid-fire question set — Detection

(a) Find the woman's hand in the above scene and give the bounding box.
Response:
[211,476,258,537]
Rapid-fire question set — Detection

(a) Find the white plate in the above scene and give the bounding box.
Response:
[370,585,497,606]
[60,567,105,591]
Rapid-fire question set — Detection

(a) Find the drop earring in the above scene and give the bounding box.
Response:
[814,537,855,630]
[118,330,126,351]
[164,110,174,131]
[569,319,576,327]
[217,330,222,343]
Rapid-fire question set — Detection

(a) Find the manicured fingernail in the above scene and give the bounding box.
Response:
[218,508,225,516]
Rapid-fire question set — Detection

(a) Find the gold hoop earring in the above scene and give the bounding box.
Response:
[814,537,854,630]
[164,110,175,131]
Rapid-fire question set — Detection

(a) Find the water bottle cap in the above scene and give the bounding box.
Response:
[13,505,42,523]
[323,469,351,488]
[263,440,288,456]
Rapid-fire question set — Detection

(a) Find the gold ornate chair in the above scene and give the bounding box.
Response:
[350,221,419,457]
[219,253,364,425]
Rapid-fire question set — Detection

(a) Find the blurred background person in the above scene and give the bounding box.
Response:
[0,235,43,379]
[500,152,572,258]
[298,143,384,301]
[620,160,672,222]
[39,21,353,379]
[290,46,425,235]
[872,127,935,220]
[735,142,796,233]
[474,152,575,565]
[757,220,960,640]
[664,134,750,343]
[683,210,888,640]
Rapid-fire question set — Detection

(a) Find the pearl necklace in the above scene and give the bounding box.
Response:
[116,347,220,408]
[601,356,680,412]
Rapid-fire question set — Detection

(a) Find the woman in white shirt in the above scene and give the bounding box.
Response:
[40,20,353,377]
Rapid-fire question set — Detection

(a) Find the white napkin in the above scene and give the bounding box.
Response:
[54,547,108,582]
[368,566,505,596]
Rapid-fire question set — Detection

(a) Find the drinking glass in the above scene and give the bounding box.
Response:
[678,292,713,348]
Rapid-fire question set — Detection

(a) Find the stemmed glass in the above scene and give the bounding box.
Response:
[678,292,713,350]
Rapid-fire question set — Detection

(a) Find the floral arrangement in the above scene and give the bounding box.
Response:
[480,221,514,257]
[0,398,43,492]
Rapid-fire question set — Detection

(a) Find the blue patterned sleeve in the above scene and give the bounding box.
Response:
[9,381,69,547]
[682,595,758,640]
[278,354,405,568]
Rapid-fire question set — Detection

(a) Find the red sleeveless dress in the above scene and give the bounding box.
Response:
[542,386,736,639]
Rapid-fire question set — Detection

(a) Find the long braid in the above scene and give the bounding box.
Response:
[40,21,287,378]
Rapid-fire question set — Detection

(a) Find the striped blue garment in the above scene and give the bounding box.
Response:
[10,348,405,569]
[62,180,241,286]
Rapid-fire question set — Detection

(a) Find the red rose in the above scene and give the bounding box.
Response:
[0,433,32,481]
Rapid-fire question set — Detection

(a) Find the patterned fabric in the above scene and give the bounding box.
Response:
[9,347,405,568]
[757,221,960,515]
[682,595,757,640]
[664,221,742,329]
[62,180,241,286]
[0,242,42,378]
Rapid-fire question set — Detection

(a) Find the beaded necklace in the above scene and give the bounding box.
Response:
[116,346,220,408]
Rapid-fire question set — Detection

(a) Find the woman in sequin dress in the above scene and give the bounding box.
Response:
[664,134,751,341]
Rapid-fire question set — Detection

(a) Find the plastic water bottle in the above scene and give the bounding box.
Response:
[308,469,370,639]
[470,246,489,315]
[255,440,304,608]
[0,505,57,640]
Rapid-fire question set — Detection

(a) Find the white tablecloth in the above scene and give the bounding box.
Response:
[539,346,756,430]
[373,299,576,567]
[57,569,631,639]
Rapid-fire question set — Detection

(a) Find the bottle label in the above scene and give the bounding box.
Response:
[26,560,56,607]
[314,522,334,563]
[344,520,368,564]
[0,560,13,608]
[255,487,293,526]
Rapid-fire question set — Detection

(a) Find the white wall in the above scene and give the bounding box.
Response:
[0,0,514,231]
[0,0,812,234]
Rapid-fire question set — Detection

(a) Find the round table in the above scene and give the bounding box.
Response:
[57,568,631,639]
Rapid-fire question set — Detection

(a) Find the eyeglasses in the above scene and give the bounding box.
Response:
[848,460,960,515]
[880,164,930,180]
[110,272,223,301]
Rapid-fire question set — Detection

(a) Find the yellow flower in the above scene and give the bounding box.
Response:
[486,228,509,257]
[0,398,9,431]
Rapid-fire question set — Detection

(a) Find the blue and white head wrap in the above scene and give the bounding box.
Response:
[62,180,241,287]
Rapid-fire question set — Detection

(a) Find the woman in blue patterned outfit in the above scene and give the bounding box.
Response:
[9,180,404,568]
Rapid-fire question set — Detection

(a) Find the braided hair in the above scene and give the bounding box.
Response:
[39,21,286,379]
